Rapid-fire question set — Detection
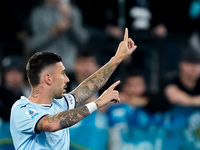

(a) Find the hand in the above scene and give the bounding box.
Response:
[114,28,137,61]
[95,80,121,109]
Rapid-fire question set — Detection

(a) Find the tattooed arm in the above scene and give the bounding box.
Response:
[36,80,121,132]
[70,28,137,106]
[70,58,120,106]
[36,106,90,132]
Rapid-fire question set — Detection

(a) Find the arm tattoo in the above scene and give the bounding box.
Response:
[71,61,119,106]
[58,106,90,129]
[37,106,90,132]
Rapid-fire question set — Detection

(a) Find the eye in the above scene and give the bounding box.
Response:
[62,72,66,76]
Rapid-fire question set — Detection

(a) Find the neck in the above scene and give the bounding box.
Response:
[29,86,53,105]
[180,74,197,89]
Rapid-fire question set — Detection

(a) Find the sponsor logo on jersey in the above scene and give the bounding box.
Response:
[26,108,39,119]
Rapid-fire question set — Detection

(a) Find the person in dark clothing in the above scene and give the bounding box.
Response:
[0,55,30,121]
[164,49,200,107]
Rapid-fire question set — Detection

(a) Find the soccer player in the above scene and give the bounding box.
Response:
[10,28,137,150]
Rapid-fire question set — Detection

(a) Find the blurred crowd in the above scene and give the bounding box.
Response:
[0,0,200,149]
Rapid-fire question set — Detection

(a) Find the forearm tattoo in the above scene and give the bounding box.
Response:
[58,106,90,129]
[37,106,90,132]
[71,60,119,106]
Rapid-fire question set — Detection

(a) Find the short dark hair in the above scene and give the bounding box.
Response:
[26,52,62,87]
[180,48,200,64]
[120,69,145,89]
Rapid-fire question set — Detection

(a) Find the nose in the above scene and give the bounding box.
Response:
[67,76,70,83]
[65,75,70,83]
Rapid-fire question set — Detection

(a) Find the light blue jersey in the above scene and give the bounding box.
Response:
[10,94,76,150]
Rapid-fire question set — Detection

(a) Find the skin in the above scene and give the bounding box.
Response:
[119,76,148,107]
[29,28,137,132]
[165,61,200,106]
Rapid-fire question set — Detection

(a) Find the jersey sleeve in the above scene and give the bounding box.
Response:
[63,93,76,109]
[11,104,49,134]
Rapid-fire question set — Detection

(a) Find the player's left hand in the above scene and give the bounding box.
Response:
[94,80,121,109]
[114,28,137,61]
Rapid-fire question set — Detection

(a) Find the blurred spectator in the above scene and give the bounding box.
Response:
[0,55,30,121]
[117,69,170,113]
[162,49,200,129]
[119,70,149,107]
[158,49,200,150]
[65,47,100,101]
[164,49,200,107]
[26,0,89,73]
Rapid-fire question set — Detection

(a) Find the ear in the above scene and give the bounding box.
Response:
[44,73,52,86]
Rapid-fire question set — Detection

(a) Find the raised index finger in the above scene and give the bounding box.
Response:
[123,28,128,41]
[108,80,121,90]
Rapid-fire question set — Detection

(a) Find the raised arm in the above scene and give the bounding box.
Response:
[70,28,137,106]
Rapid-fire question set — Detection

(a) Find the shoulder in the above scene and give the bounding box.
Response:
[11,97,39,117]
[11,97,30,110]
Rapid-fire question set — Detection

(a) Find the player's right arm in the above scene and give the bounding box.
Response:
[36,81,120,132]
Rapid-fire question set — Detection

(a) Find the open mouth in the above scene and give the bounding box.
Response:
[63,85,67,93]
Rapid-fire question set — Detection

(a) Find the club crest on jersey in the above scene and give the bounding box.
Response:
[26,108,39,119]
[66,95,73,104]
